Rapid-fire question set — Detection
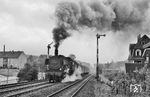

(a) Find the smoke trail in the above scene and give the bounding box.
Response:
[55,2,80,30]
[79,1,116,30]
[110,0,149,31]
[52,2,80,48]
[52,0,150,55]
[55,0,150,32]
[52,27,70,48]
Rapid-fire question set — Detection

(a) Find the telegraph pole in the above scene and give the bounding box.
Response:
[96,34,106,81]
[3,45,9,84]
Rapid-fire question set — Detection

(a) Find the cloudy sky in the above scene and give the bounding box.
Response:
[0,0,150,65]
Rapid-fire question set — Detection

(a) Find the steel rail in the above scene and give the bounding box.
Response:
[47,75,91,97]
[5,83,56,97]
[0,81,49,94]
[70,76,91,97]
[0,80,46,89]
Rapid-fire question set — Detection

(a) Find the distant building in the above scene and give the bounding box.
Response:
[26,54,48,71]
[38,54,47,71]
[125,34,150,73]
[0,51,27,69]
[38,54,48,63]
[27,55,39,65]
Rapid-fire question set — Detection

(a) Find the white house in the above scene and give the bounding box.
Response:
[0,51,27,69]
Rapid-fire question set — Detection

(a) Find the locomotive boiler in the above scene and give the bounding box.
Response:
[45,46,89,82]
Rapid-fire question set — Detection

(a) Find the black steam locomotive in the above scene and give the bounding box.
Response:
[45,47,89,82]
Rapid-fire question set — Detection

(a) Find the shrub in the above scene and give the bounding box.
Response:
[17,63,38,82]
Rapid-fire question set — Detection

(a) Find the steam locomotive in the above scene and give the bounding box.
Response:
[45,47,89,82]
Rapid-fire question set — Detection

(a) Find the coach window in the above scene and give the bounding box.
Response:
[135,49,141,56]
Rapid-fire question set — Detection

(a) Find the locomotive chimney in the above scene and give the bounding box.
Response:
[137,34,141,43]
[55,45,58,56]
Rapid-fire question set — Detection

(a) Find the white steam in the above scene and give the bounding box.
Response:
[61,66,82,83]
[55,0,150,63]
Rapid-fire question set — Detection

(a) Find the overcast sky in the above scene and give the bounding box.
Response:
[0,0,150,65]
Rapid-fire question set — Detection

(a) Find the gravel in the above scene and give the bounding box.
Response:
[21,82,70,97]
[75,76,96,97]
[74,76,112,97]
[21,75,147,97]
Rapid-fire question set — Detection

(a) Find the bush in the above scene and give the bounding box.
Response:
[107,67,150,97]
[17,63,38,82]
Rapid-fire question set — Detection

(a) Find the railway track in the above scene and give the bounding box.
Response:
[47,75,92,97]
[0,80,46,89]
[0,80,55,97]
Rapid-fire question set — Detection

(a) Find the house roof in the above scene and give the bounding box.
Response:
[143,42,150,48]
[138,35,150,45]
[130,35,150,49]
[141,35,150,40]
[0,51,24,58]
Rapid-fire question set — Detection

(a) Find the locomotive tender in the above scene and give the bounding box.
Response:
[45,46,89,82]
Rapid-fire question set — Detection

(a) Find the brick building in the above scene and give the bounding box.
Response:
[125,34,150,73]
[0,51,27,69]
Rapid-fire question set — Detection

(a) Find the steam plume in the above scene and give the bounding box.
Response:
[52,0,150,58]
[61,67,82,83]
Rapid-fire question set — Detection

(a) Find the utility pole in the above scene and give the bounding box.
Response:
[7,59,10,84]
[3,45,9,84]
[96,34,106,81]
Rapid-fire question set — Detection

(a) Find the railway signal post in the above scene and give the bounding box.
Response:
[96,34,106,81]
[47,42,53,58]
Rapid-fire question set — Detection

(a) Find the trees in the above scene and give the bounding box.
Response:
[17,63,38,82]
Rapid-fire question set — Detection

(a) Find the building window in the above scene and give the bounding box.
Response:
[134,60,142,63]
[146,57,149,63]
[137,61,141,63]
[141,41,145,45]
[3,58,8,68]
[135,49,141,56]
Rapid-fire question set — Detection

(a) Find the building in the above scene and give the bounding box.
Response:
[125,34,150,73]
[0,51,27,69]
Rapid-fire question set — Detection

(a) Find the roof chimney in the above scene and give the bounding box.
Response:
[137,34,141,43]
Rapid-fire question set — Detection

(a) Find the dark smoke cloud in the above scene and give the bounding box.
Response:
[55,2,80,30]
[110,0,149,31]
[52,0,150,49]
[52,27,70,48]
[87,1,115,30]
[55,0,150,32]
[52,2,79,47]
